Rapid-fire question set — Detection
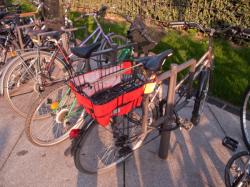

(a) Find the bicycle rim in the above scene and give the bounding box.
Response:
[74,105,154,174]
[225,151,250,187]
[241,87,250,149]
[25,82,84,146]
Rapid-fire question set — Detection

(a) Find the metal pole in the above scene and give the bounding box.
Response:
[158,64,178,159]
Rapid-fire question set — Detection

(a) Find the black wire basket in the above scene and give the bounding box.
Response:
[69,61,146,126]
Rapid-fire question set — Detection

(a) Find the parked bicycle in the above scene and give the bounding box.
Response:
[62,18,230,174]
[225,151,250,187]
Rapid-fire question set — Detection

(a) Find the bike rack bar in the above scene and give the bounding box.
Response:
[158,58,198,159]
[16,23,36,49]
[18,12,36,18]
[158,63,178,159]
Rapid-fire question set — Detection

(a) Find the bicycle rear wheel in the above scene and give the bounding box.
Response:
[73,97,157,174]
[25,82,84,146]
[224,151,250,187]
[191,69,210,126]
[99,34,128,66]
[241,87,250,149]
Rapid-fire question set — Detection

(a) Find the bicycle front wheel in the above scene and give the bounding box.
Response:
[73,97,157,174]
[241,86,250,149]
[25,82,84,146]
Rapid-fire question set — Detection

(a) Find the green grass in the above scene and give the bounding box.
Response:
[71,15,249,106]
[153,30,250,106]
[8,2,250,106]
[7,0,35,12]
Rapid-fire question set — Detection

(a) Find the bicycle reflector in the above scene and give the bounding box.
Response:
[144,82,156,94]
[69,129,80,139]
[8,50,17,57]
[50,101,59,110]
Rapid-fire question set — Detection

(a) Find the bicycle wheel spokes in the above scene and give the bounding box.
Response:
[227,154,250,186]
[6,62,39,111]
[27,83,84,146]
[76,107,148,173]
[4,51,69,118]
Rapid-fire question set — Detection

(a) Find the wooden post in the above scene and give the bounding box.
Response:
[158,64,178,159]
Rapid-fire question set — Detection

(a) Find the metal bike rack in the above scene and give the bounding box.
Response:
[157,50,211,159]
[16,23,36,49]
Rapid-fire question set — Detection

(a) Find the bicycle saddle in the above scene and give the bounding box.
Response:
[71,42,101,59]
[135,49,173,71]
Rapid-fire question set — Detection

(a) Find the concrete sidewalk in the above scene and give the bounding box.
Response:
[0,97,246,187]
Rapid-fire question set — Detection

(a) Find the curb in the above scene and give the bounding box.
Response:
[207,95,240,116]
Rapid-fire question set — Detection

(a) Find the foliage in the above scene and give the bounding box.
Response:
[7,0,35,12]
[70,0,250,28]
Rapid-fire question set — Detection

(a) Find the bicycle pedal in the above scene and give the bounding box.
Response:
[180,119,194,131]
[222,136,239,152]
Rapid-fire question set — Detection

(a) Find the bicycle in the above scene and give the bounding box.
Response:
[23,13,156,147]
[2,5,127,118]
[0,9,36,70]
[23,43,134,146]
[65,19,227,174]
[225,151,250,187]
[241,86,250,149]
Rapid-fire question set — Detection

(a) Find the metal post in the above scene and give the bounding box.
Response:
[16,27,24,49]
[158,64,178,159]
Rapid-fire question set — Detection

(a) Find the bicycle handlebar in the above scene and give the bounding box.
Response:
[125,15,157,45]
[77,5,108,20]
[168,21,234,36]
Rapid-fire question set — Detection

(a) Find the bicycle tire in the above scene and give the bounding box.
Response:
[99,34,128,65]
[0,39,19,69]
[73,96,157,174]
[225,151,250,187]
[191,69,210,126]
[25,81,84,146]
[3,50,70,118]
[241,86,250,149]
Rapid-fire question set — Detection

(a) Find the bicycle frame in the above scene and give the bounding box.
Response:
[156,31,214,159]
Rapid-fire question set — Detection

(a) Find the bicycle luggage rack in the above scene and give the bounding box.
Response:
[156,50,212,159]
